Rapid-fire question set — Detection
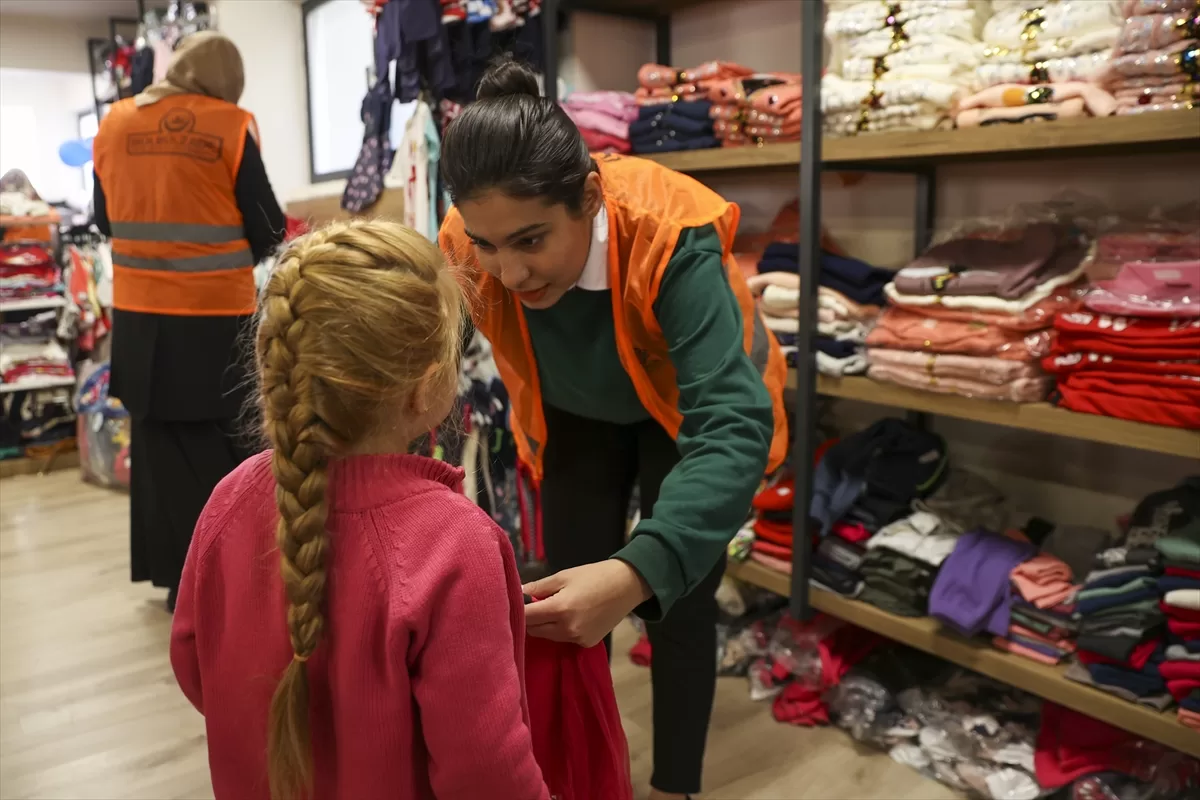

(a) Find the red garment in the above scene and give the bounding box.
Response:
[1163,601,1200,621]
[579,128,631,154]
[1061,373,1200,406]
[751,538,793,561]
[770,615,881,727]
[1168,618,1200,637]
[831,521,872,544]
[1167,678,1200,701]
[171,452,551,800]
[1159,661,1200,681]
[525,636,634,800]
[628,633,652,667]
[753,518,793,547]
[753,476,795,512]
[1077,637,1161,670]
[1166,566,1200,579]
[1042,351,1200,377]
[1034,704,1143,788]
[1054,311,1200,346]
[1054,383,1200,429]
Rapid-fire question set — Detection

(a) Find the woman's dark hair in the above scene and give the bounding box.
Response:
[441,59,596,212]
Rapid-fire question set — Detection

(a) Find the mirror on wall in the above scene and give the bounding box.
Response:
[303,0,375,182]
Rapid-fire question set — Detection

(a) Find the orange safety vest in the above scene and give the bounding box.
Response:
[92,95,258,316]
[440,153,789,481]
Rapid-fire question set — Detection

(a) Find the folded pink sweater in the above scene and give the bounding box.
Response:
[867,348,1043,386]
[958,82,1117,117]
[867,363,1053,402]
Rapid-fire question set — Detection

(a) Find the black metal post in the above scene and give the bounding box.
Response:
[655,15,671,66]
[542,0,560,100]
[136,0,146,20]
[790,0,826,619]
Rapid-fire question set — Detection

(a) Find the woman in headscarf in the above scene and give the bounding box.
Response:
[92,32,284,611]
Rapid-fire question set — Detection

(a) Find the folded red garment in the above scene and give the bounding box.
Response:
[579,128,630,154]
[1035,704,1144,789]
[1159,660,1200,681]
[751,538,792,561]
[1054,312,1200,347]
[1042,352,1200,377]
[753,518,793,547]
[1077,637,1161,670]
[1168,618,1200,637]
[1061,373,1200,406]
[1167,678,1200,701]
[1166,566,1200,579]
[1161,601,1200,621]
[1054,383,1200,430]
[753,477,795,512]
[831,521,872,544]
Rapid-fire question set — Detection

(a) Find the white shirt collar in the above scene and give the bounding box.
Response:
[573,204,609,291]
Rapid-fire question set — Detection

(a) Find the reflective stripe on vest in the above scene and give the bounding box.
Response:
[112,248,255,272]
[110,221,245,244]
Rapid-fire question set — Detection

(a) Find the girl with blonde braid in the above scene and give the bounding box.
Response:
[169,220,551,800]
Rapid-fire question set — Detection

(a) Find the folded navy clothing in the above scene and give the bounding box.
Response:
[1158,575,1200,594]
[817,336,858,359]
[1077,587,1161,616]
[1184,690,1200,712]
[1008,632,1072,659]
[630,136,719,154]
[812,558,862,596]
[774,332,797,347]
[756,247,892,306]
[1087,662,1166,696]
[1083,565,1154,590]
[629,111,714,138]
[636,99,713,121]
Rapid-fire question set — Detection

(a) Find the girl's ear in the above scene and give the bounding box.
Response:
[409,361,442,416]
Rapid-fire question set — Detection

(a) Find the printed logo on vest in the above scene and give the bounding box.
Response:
[126,108,224,162]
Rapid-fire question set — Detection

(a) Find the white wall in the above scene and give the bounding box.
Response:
[213,0,310,203]
[0,68,95,204]
[0,14,107,74]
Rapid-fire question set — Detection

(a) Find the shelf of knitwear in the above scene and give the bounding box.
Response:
[724,559,1200,758]
[790,374,1200,460]
[0,296,66,313]
[638,109,1200,172]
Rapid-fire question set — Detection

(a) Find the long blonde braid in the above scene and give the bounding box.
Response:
[256,220,466,800]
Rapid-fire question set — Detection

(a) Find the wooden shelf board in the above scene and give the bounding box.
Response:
[638,109,1200,172]
[790,374,1200,460]
[725,560,1200,757]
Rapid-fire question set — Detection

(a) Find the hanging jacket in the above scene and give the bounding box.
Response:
[439,153,789,481]
[93,95,258,317]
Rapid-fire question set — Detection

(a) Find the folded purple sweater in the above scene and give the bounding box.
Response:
[929,529,1037,637]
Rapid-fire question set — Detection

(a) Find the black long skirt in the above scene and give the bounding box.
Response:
[129,417,255,591]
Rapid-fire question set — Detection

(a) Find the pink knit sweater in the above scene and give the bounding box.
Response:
[170,451,550,800]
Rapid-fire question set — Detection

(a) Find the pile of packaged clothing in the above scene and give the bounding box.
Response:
[1043,273,1200,431]
[822,0,987,135]
[1103,0,1199,116]
[809,418,949,610]
[0,242,60,305]
[828,647,1047,799]
[0,309,72,391]
[976,0,1121,94]
[561,91,636,154]
[871,219,1090,403]
[748,247,890,376]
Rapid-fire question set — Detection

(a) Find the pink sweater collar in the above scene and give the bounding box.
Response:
[327,453,465,511]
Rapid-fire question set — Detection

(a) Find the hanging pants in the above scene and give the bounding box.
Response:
[540,403,725,796]
[130,417,254,592]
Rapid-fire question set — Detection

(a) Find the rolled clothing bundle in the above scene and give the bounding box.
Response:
[561,91,636,154]
[822,0,986,137]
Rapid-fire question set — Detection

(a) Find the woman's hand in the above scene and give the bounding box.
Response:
[523,560,653,647]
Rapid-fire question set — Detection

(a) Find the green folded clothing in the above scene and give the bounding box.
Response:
[1077,575,1158,601]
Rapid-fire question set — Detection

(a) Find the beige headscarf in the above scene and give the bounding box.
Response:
[135,31,245,108]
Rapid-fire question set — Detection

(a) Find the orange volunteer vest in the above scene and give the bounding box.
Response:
[440,153,789,481]
[93,95,258,316]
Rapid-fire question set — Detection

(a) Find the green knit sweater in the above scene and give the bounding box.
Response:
[524,225,773,619]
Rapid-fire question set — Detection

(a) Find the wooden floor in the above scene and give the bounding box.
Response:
[0,472,957,800]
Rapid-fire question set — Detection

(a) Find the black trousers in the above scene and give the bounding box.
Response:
[541,404,724,796]
[130,417,254,591]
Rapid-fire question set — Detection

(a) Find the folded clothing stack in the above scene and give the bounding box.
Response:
[628,98,717,154]
[746,475,799,576]
[955,81,1117,128]
[0,310,73,390]
[870,222,1090,402]
[858,511,954,614]
[977,0,1121,92]
[634,60,753,107]
[0,243,60,303]
[749,247,890,376]
[928,528,1037,638]
[1151,481,1200,726]
[1082,218,1200,282]
[707,73,802,148]
[992,552,1081,665]
[822,0,986,136]
[561,91,636,154]
[1103,0,1199,115]
[1042,268,1200,430]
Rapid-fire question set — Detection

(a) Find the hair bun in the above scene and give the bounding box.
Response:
[476,58,541,101]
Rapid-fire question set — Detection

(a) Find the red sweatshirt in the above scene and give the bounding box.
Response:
[170,451,550,800]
